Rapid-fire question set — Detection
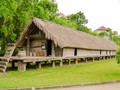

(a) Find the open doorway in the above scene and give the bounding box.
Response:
[47,40,52,56]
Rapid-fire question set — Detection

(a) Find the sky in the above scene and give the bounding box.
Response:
[55,0,120,34]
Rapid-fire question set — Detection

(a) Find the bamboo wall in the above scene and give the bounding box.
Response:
[63,48,116,57]
[63,48,74,57]
[29,39,46,56]
[54,46,63,57]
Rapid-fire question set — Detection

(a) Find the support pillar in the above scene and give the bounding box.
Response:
[85,58,87,63]
[75,59,78,64]
[52,42,55,56]
[98,57,100,61]
[106,57,108,60]
[36,62,42,69]
[26,37,30,56]
[18,61,26,72]
[109,56,111,59]
[60,60,63,66]
[52,61,55,68]
[92,58,95,62]
[102,57,104,60]
[68,59,71,65]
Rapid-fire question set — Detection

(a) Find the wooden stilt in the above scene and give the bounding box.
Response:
[103,57,105,60]
[106,57,108,60]
[85,58,87,63]
[92,58,95,62]
[18,61,26,72]
[75,59,78,64]
[68,59,71,65]
[60,60,63,66]
[36,62,42,69]
[52,61,55,68]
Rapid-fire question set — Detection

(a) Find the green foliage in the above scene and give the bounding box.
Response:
[98,31,108,38]
[90,31,98,36]
[113,31,118,35]
[113,35,120,46]
[68,11,88,25]
[67,11,90,33]
[116,48,120,64]
[53,16,77,29]
[0,0,59,55]
[106,28,112,40]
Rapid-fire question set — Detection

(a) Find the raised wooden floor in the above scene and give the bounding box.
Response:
[0,54,115,72]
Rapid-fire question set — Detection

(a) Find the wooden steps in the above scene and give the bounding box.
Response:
[0,43,15,73]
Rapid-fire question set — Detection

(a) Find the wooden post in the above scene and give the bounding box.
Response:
[36,62,42,69]
[75,59,78,64]
[106,57,108,60]
[60,60,63,66]
[26,37,30,56]
[85,58,87,63]
[68,59,71,65]
[92,58,95,62]
[103,57,105,60]
[52,42,55,57]
[109,56,111,59]
[98,57,100,61]
[44,61,47,65]
[18,61,26,72]
[52,61,55,68]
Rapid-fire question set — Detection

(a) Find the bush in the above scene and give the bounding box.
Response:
[116,48,120,64]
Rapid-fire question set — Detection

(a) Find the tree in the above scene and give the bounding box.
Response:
[98,32,108,38]
[116,48,120,64]
[68,11,90,32]
[113,31,118,35]
[112,35,120,46]
[0,0,18,54]
[68,11,88,25]
[0,0,59,55]
[106,28,112,40]
[33,0,58,21]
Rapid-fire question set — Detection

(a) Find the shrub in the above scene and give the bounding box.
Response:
[116,48,120,64]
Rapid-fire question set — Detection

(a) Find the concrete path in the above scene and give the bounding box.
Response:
[44,82,120,90]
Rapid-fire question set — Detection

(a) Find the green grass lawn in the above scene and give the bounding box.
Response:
[0,59,120,88]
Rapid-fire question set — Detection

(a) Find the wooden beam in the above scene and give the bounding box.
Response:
[52,42,55,56]
[26,37,30,56]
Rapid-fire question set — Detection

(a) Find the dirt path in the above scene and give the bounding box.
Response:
[44,82,120,90]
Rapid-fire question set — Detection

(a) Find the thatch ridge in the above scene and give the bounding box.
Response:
[16,17,118,50]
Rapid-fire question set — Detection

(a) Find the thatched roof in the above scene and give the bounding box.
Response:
[16,17,118,50]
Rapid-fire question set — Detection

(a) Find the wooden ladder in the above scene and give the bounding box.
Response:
[0,43,16,73]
